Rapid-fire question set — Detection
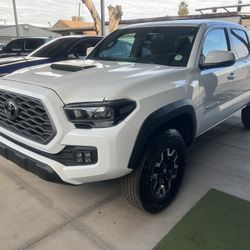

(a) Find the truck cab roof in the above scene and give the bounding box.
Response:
[122,19,246,30]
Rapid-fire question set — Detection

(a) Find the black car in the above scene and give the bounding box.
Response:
[0,35,103,77]
[0,37,51,58]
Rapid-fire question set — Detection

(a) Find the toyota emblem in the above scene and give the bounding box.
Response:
[4,100,19,120]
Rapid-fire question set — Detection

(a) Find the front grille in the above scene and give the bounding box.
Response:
[0,90,56,144]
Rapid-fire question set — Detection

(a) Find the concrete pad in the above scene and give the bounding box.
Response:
[185,161,250,202]
[0,168,67,250]
[76,196,181,250]
[187,141,250,180]
[75,158,250,250]
[74,134,250,250]
[26,224,102,250]
[214,125,250,152]
[188,116,241,153]
[0,157,120,218]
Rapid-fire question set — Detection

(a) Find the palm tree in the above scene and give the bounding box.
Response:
[178,1,189,16]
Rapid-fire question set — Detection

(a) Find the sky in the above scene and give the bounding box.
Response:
[0,0,249,27]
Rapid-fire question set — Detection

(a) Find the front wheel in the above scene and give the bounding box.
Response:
[122,129,186,214]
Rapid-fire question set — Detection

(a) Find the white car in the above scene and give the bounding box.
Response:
[0,20,250,213]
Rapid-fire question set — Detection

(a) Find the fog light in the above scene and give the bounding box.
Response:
[74,148,97,165]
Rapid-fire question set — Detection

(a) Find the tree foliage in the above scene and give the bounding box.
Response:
[178,1,189,16]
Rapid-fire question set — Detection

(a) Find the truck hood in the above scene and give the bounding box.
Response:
[3,59,191,103]
[0,56,26,66]
[0,56,48,67]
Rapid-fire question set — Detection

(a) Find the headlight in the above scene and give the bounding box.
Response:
[64,99,136,128]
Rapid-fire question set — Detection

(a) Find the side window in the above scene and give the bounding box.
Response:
[203,29,229,58]
[6,39,23,52]
[231,29,249,59]
[24,39,44,52]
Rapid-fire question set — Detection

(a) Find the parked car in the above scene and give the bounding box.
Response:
[0,35,103,77]
[0,43,6,51]
[0,37,51,58]
[1,20,250,213]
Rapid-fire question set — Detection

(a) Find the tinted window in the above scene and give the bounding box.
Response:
[30,38,79,58]
[24,39,44,52]
[89,27,199,67]
[67,39,100,59]
[99,33,135,59]
[231,29,249,59]
[203,29,229,58]
[6,39,23,52]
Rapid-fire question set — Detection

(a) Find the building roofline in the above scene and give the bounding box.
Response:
[50,26,95,32]
[0,23,60,36]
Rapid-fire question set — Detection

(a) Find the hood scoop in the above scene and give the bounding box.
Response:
[50,60,96,72]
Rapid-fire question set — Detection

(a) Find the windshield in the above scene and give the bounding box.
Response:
[30,38,79,58]
[88,26,198,67]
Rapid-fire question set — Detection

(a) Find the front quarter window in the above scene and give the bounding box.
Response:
[88,26,198,67]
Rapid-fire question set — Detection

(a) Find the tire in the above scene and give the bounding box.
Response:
[122,129,186,214]
[241,106,250,129]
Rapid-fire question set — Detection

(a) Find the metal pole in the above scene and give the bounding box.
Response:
[78,2,81,21]
[100,0,105,36]
[12,0,19,38]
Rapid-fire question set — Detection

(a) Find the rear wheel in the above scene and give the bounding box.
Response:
[122,129,186,213]
[241,106,250,129]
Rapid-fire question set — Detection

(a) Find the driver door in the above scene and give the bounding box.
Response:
[197,28,241,134]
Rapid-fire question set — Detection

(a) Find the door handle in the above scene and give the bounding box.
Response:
[227,72,237,80]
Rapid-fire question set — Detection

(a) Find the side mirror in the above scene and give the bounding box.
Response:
[200,50,236,69]
[86,47,94,56]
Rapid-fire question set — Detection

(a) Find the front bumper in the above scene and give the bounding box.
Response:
[0,140,64,184]
[0,121,137,185]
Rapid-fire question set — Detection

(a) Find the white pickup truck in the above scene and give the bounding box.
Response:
[0,20,250,213]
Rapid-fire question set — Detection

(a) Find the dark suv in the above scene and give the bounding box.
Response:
[0,38,50,58]
[0,35,103,76]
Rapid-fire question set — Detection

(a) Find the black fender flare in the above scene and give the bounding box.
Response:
[128,99,197,169]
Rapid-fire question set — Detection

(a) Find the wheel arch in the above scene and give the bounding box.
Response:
[128,99,197,170]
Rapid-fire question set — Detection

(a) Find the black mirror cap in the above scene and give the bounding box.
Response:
[199,59,236,70]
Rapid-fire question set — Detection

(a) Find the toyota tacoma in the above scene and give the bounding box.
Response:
[0,20,250,213]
